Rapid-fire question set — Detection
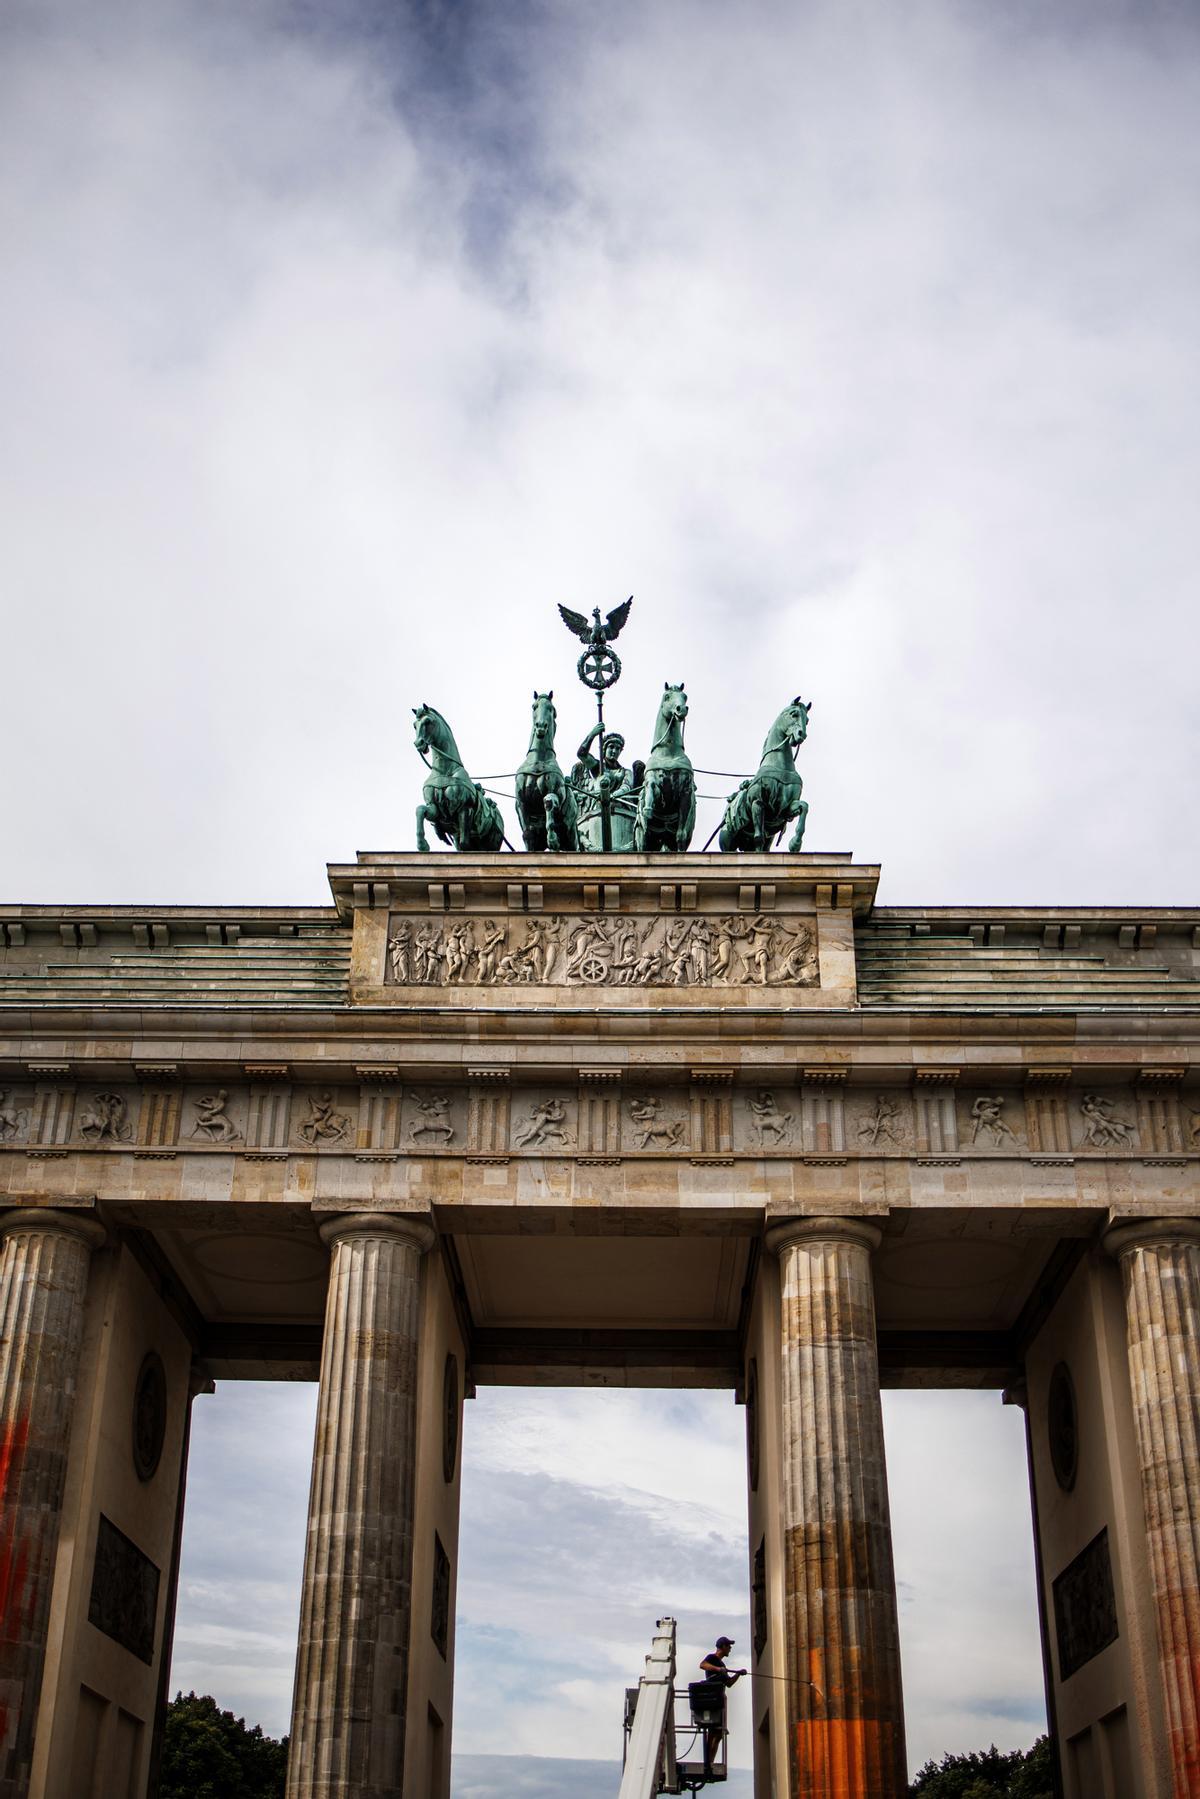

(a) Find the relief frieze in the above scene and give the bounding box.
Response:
[0,1087,31,1144]
[189,1090,242,1144]
[386,912,818,989]
[78,1090,135,1144]
[0,1078,1191,1163]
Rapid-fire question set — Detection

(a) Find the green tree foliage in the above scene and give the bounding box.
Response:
[159,1691,288,1799]
[909,1735,1054,1799]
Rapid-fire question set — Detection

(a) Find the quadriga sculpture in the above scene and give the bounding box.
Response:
[413,704,505,852]
[515,691,580,852]
[635,682,696,853]
[718,697,811,852]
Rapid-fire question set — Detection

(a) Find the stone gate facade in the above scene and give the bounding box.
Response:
[1,849,1198,1798]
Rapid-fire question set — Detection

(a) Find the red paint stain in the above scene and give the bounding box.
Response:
[0,1415,32,1751]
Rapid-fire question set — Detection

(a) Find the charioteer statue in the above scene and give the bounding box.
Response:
[409,593,813,856]
[572,723,644,853]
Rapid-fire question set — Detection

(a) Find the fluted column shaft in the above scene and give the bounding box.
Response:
[766,1219,906,1799]
[1105,1219,1200,1799]
[0,1207,104,1799]
[287,1213,434,1799]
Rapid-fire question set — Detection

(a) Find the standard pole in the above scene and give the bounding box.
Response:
[597,686,612,852]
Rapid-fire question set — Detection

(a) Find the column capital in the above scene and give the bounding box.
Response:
[765,1214,883,1258]
[317,1210,436,1254]
[1103,1215,1200,1260]
[0,1205,106,1251]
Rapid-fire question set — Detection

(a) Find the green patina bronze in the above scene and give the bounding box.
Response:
[635,682,696,853]
[410,601,813,854]
[413,704,505,852]
[572,723,644,852]
[718,697,811,852]
[515,691,580,852]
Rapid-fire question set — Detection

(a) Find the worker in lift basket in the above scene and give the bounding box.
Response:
[697,1636,747,1774]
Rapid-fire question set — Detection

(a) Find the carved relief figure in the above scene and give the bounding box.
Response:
[388,922,411,984]
[409,1092,455,1144]
[712,917,746,981]
[191,1091,241,1143]
[0,1090,29,1141]
[476,920,505,983]
[970,1096,1016,1147]
[688,919,713,983]
[1080,1093,1134,1148]
[79,1092,132,1143]
[771,921,816,984]
[299,1090,351,1145]
[629,1096,685,1149]
[523,917,563,984]
[664,918,694,984]
[632,937,665,984]
[566,916,614,983]
[387,912,818,989]
[859,1097,902,1146]
[740,916,776,985]
[443,921,476,983]
[749,1091,792,1146]
[513,1098,572,1150]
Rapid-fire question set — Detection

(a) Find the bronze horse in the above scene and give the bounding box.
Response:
[413,704,505,852]
[718,697,811,852]
[635,683,696,853]
[515,691,580,852]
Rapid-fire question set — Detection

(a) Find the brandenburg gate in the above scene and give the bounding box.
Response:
[1,615,1198,1799]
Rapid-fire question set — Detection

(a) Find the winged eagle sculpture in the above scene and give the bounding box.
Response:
[557,596,633,652]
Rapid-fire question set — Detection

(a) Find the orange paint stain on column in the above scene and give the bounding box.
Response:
[793,1716,901,1798]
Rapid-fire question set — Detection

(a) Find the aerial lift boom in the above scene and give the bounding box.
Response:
[619,1617,729,1797]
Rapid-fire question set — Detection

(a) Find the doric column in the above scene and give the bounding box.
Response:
[287,1212,435,1799]
[0,1207,105,1799]
[1104,1218,1200,1799]
[765,1218,906,1799]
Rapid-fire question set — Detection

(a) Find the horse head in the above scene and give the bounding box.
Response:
[413,703,462,770]
[780,696,810,748]
[658,682,689,726]
[413,703,435,756]
[529,689,557,747]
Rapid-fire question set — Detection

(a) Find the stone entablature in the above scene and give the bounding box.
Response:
[331,851,874,1009]
[1,1069,1195,1177]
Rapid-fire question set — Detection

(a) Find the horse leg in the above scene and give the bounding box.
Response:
[545,790,561,852]
[634,778,652,853]
[416,804,432,852]
[750,784,767,853]
[516,781,543,853]
[787,798,809,852]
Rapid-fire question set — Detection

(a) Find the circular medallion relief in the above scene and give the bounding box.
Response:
[443,1353,460,1483]
[746,1358,760,1493]
[1047,1361,1079,1493]
[132,1351,168,1482]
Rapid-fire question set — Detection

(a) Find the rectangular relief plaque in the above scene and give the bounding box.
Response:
[386,912,817,990]
[88,1513,161,1665]
[1053,1526,1118,1680]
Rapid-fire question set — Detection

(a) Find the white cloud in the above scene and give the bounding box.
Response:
[2,0,1197,900]
[12,0,1189,1783]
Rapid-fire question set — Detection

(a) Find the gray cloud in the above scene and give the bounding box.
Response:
[13,0,1186,1779]
[2,0,1197,901]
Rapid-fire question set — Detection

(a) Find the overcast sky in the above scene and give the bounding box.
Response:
[5,0,1199,1791]
[172,1381,1044,1787]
